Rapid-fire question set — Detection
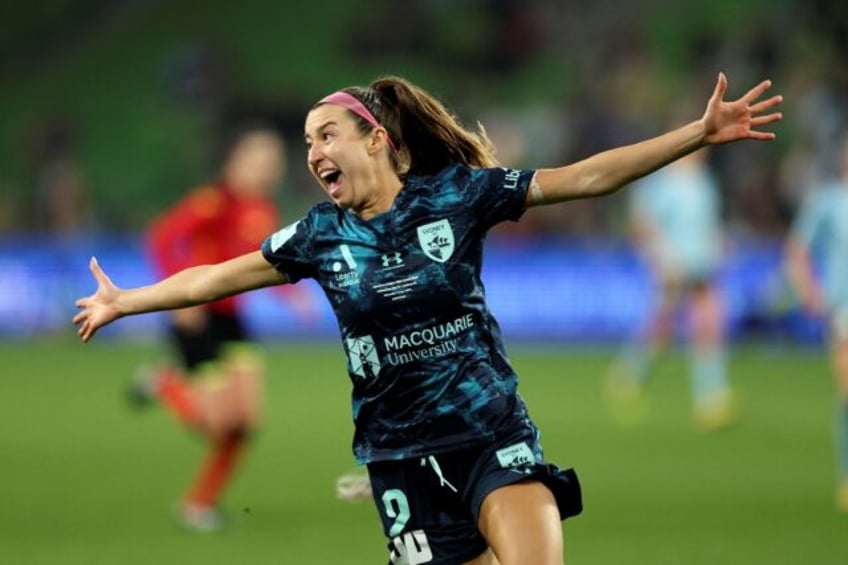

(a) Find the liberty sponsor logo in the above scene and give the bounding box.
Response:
[269,221,300,251]
[332,244,360,287]
[502,168,521,190]
[496,441,535,468]
[344,335,380,378]
[416,219,454,263]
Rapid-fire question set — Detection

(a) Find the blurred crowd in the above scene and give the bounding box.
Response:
[1,0,846,240]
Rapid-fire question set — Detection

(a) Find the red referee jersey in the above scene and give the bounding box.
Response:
[147,182,280,315]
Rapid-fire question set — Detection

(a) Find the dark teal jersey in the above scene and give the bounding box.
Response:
[262,164,536,463]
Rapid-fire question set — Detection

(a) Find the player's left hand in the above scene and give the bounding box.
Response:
[702,72,783,145]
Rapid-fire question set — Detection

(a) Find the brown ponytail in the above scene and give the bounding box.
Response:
[327,76,498,178]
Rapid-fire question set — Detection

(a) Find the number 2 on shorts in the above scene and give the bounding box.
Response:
[382,489,411,536]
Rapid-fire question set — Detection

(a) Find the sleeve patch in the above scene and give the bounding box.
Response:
[270,220,300,252]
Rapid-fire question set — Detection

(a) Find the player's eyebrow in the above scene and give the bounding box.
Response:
[304,120,338,142]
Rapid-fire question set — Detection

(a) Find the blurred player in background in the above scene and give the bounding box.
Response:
[605,148,737,431]
[75,73,780,563]
[785,133,848,512]
[135,124,299,531]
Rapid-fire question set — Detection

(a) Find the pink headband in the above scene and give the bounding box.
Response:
[319,91,398,154]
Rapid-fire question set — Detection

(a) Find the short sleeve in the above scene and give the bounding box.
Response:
[261,214,317,283]
[464,166,535,229]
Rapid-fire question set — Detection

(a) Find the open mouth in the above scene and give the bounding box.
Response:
[321,170,341,184]
[320,169,343,197]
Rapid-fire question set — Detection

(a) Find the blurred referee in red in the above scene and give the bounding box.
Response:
[135,123,288,531]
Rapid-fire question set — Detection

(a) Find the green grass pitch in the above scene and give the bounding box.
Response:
[1,339,846,564]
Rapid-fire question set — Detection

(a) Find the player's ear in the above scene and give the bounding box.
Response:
[367,128,392,156]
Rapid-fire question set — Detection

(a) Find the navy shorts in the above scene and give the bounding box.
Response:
[169,311,248,371]
[366,427,582,564]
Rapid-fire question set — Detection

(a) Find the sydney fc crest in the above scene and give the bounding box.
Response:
[416,219,455,263]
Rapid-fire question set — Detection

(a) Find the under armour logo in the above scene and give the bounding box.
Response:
[381,252,403,268]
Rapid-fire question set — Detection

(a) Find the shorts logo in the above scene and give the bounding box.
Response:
[496,441,535,469]
[344,335,381,378]
[416,219,454,263]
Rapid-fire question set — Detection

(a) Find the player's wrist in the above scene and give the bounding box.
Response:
[113,288,138,317]
[689,118,710,148]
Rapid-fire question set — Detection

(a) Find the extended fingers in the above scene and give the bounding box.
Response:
[76,318,89,341]
[79,318,100,342]
[711,72,728,101]
[748,94,783,115]
[89,256,110,286]
[742,79,773,104]
[746,130,777,141]
[81,322,94,342]
[745,110,781,140]
[750,112,783,127]
[746,96,782,140]
[72,299,95,341]
[72,309,87,325]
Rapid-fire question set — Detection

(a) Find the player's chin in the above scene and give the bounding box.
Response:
[328,191,351,208]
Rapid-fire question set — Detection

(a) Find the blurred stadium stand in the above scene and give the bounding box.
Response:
[0,234,823,343]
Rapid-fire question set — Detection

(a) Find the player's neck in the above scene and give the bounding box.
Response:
[356,174,404,221]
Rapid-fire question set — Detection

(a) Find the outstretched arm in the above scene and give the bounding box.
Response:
[527,73,783,206]
[73,251,286,342]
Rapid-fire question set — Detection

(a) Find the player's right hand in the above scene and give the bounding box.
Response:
[73,257,123,342]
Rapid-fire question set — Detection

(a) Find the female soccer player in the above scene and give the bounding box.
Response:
[75,73,781,563]
[605,148,737,431]
[785,134,848,513]
[137,125,289,531]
